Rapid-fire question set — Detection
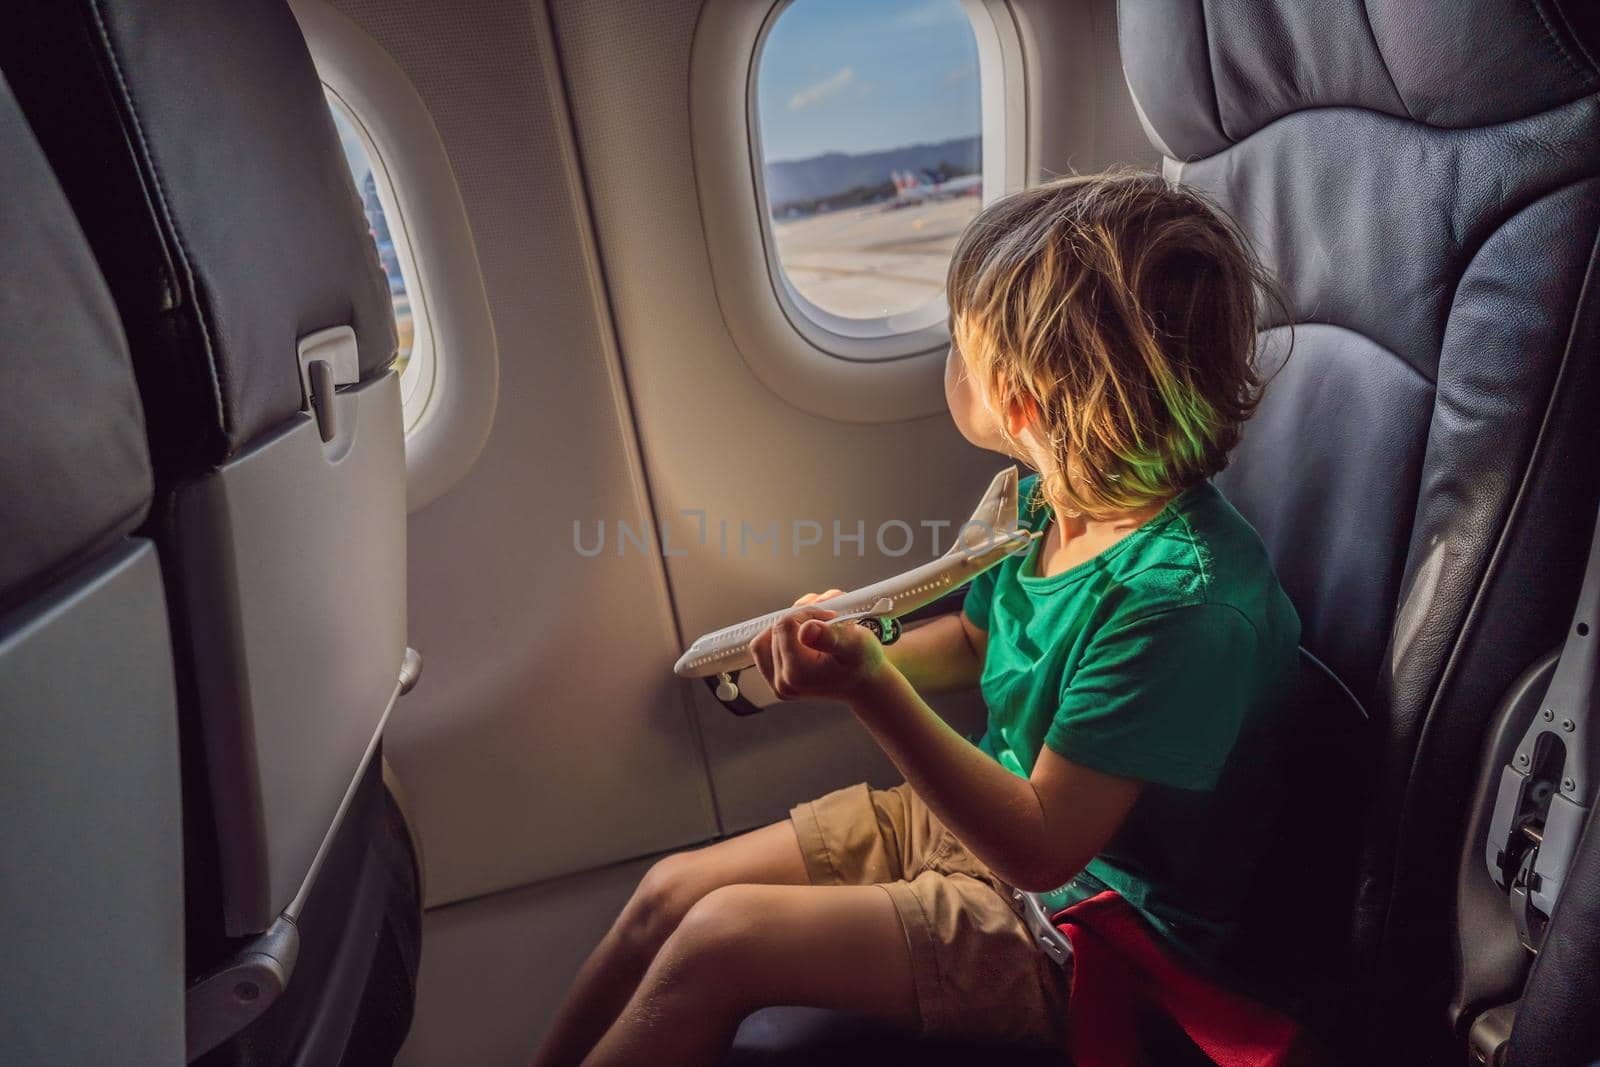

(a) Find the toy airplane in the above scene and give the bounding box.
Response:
[674,467,1041,696]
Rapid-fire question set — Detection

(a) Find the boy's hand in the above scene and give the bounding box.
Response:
[749,606,890,703]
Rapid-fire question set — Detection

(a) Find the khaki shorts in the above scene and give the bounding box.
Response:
[788,780,1071,1047]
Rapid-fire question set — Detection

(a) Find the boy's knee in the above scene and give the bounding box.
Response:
[623,852,706,949]
[662,885,768,991]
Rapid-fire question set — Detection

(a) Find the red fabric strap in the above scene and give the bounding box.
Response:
[1053,891,1306,1067]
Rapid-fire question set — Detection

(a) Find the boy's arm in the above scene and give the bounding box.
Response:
[848,660,1140,892]
[752,609,1140,892]
[884,612,987,693]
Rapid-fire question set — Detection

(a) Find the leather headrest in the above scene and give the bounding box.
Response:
[0,0,397,464]
[0,73,151,613]
[1120,0,1600,160]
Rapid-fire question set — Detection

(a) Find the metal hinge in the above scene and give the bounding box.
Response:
[1466,1000,1517,1066]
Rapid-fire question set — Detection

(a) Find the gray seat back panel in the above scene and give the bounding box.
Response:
[176,372,407,933]
[0,69,181,1062]
[0,541,184,1066]
[0,0,410,943]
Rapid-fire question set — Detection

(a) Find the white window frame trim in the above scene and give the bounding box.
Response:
[292,0,500,512]
[325,86,436,432]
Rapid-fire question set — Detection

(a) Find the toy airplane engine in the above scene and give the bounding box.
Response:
[674,466,1041,703]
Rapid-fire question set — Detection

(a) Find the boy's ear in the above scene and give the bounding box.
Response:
[987,371,1039,436]
[1004,393,1040,437]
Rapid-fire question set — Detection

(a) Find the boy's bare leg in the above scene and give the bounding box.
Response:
[582,882,916,1067]
[528,821,811,1067]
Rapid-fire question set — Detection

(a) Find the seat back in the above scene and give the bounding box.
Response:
[1223,651,1368,1027]
[0,0,407,966]
[0,73,184,1064]
[1119,0,1600,1054]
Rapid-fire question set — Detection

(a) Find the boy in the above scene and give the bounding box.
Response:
[531,172,1300,1065]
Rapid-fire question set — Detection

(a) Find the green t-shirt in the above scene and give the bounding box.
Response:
[964,474,1300,964]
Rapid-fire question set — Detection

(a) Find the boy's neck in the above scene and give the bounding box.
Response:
[1034,493,1175,579]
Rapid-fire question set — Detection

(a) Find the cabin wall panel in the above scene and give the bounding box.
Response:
[329,0,718,907]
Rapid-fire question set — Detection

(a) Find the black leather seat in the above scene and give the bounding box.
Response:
[0,1,419,1059]
[731,1,1600,1063]
[0,73,185,1064]
[1121,0,1600,1060]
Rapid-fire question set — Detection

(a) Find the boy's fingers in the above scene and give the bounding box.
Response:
[779,609,834,655]
[748,629,775,683]
[798,618,839,654]
[784,606,837,625]
[764,608,844,699]
[801,618,870,660]
[770,620,790,696]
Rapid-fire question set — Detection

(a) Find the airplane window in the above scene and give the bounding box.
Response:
[754,0,982,326]
[326,90,433,428]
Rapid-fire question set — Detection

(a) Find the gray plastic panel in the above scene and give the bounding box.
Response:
[0,540,184,1065]
[175,371,406,934]
[1450,653,1555,1029]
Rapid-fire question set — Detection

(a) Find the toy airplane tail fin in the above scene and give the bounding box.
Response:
[943,466,1028,557]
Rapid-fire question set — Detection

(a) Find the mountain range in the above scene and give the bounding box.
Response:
[764,134,980,207]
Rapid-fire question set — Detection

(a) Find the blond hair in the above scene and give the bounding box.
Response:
[947,170,1280,518]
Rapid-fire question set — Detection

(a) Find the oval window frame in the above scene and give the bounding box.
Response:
[749,0,993,352]
[293,0,500,512]
[325,86,437,431]
[692,0,1028,423]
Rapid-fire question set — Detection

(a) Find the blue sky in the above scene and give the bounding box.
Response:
[756,0,981,163]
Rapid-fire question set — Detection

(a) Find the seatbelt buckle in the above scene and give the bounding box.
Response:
[1013,888,1074,969]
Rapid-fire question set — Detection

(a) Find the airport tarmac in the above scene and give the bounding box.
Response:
[770,195,981,319]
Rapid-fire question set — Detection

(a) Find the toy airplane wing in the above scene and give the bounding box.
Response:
[673,466,1038,681]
